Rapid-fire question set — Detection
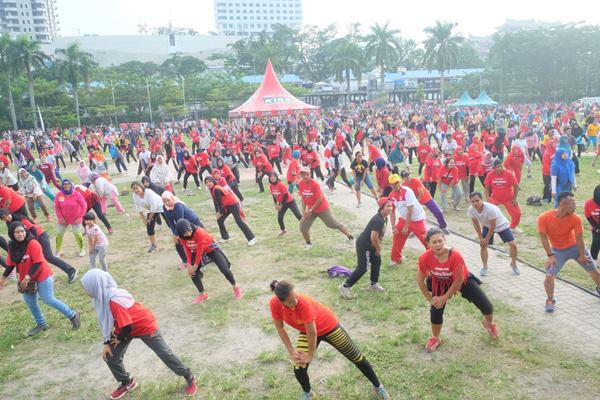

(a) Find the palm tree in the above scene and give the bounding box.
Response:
[365,22,401,90]
[423,21,465,105]
[13,36,48,129]
[0,34,18,129]
[331,38,364,106]
[55,42,96,127]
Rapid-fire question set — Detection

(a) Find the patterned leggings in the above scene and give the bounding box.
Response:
[293,325,380,392]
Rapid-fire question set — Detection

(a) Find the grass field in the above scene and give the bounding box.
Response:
[1,151,600,400]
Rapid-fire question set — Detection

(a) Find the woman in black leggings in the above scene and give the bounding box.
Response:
[269,280,390,400]
[176,219,242,304]
[417,228,498,353]
[0,208,78,283]
[268,172,302,235]
[74,186,112,233]
[585,184,600,261]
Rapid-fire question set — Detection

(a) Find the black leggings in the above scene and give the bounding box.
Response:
[190,248,236,293]
[199,166,212,181]
[55,154,66,168]
[69,151,80,163]
[427,182,437,199]
[146,213,163,236]
[183,172,200,189]
[326,168,351,189]
[542,175,552,202]
[294,325,380,393]
[345,242,381,287]
[38,232,76,276]
[428,275,493,325]
[126,149,137,163]
[91,202,112,230]
[256,170,266,192]
[408,147,417,164]
[270,157,283,174]
[277,200,302,231]
[228,181,244,202]
[528,147,542,161]
[217,204,255,241]
[591,230,600,260]
[311,166,325,181]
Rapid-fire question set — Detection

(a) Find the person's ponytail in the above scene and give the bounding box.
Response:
[270,280,294,301]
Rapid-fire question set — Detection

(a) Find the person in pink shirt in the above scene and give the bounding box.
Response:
[84,212,109,271]
[54,179,87,257]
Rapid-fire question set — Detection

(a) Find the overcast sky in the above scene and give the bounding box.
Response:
[57,0,599,40]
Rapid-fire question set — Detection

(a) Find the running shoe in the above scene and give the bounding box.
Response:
[278,230,287,236]
[247,238,257,246]
[482,319,500,339]
[596,287,600,297]
[233,286,243,300]
[148,244,157,253]
[70,311,81,330]
[389,260,401,267]
[300,391,315,400]
[512,227,523,234]
[511,264,520,276]
[53,250,63,258]
[452,206,461,211]
[68,269,79,284]
[78,249,86,257]
[442,228,451,235]
[304,243,313,251]
[545,298,556,313]
[374,385,391,400]
[218,237,230,243]
[479,267,488,276]
[110,378,138,400]
[368,283,386,292]
[185,376,198,396]
[339,284,352,299]
[27,324,48,337]
[425,336,441,353]
[192,292,209,304]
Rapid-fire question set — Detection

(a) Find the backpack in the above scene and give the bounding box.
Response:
[327,265,353,278]
[526,195,542,206]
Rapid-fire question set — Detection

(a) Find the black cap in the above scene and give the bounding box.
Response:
[400,170,411,178]
[492,158,503,167]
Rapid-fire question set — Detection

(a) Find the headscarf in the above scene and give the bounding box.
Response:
[375,157,387,169]
[557,135,572,157]
[161,191,184,211]
[17,168,40,195]
[388,142,404,165]
[594,184,600,205]
[176,218,196,239]
[292,150,300,159]
[551,148,575,186]
[7,221,35,264]
[88,172,99,183]
[81,269,135,342]
[60,178,74,195]
[150,155,170,184]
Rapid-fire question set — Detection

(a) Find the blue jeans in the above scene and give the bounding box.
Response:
[23,276,75,326]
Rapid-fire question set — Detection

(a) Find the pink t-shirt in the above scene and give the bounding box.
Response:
[85,224,108,247]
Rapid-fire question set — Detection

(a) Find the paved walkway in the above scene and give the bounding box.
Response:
[324,182,600,357]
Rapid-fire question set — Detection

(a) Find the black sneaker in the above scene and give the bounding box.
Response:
[70,311,81,330]
[442,228,451,235]
[68,269,78,284]
[28,324,48,337]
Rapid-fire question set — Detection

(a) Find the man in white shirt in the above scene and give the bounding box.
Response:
[137,144,151,176]
[388,173,427,265]
[441,135,458,157]
[468,191,519,276]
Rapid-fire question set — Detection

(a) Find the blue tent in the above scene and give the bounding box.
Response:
[449,91,476,107]
[473,90,498,106]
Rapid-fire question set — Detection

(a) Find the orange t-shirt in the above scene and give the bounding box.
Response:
[270,294,338,336]
[537,209,583,250]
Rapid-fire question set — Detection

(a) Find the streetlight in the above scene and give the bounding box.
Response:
[145,78,153,125]
[181,76,186,119]
[586,51,592,96]
[110,80,117,125]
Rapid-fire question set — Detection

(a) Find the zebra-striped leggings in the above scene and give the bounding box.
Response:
[293,325,380,392]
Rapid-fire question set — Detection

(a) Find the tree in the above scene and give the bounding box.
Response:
[55,42,97,127]
[161,53,207,79]
[423,21,465,105]
[330,38,364,106]
[365,22,401,90]
[0,34,18,130]
[13,36,48,129]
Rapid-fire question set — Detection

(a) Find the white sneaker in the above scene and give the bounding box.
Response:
[247,238,257,246]
[304,243,313,250]
[369,283,386,292]
[78,249,86,257]
[512,227,523,234]
[339,284,352,299]
[7,269,17,282]
[219,238,230,243]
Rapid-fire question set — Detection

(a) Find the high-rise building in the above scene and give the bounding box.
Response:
[214,0,303,36]
[0,0,59,43]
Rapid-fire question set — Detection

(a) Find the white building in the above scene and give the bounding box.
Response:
[214,0,303,36]
[0,0,58,43]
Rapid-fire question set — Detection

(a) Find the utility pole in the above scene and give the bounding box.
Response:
[110,80,117,124]
[182,76,186,118]
[146,78,153,125]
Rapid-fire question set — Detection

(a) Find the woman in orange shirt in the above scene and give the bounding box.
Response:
[269,280,390,400]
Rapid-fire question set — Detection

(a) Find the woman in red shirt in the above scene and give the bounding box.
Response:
[267,141,283,174]
[269,280,390,400]
[503,144,526,184]
[468,136,484,194]
[417,137,432,176]
[286,150,301,193]
[437,158,462,211]
[269,172,302,235]
[176,219,242,304]
[423,148,441,198]
[181,150,200,193]
[453,146,469,202]
[204,176,256,246]
[585,184,600,261]
[215,157,244,202]
[0,221,80,336]
[252,149,273,193]
[81,269,197,400]
[417,228,497,353]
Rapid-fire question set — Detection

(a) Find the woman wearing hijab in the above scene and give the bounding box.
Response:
[17,168,51,222]
[326,147,352,193]
[176,219,242,304]
[131,181,164,253]
[141,176,165,196]
[0,221,80,337]
[80,269,197,399]
[149,155,172,192]
[161,191,203,268]
[181,149,201,193]
[268,172,302,235]
[75,185,113,234]
[584,185,600,261]
[0,158,18,190]
[54,179,87,257]
[89,173,126,215]
[76,159,92,187]
[215,157,244,201]
[91,149,110,179]
[28,164,55,201]
[551,148,576,208]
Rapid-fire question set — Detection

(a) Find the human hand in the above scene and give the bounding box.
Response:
[216,212,222,219]
[102,344,113,361]
[293,350,312,366]
[479,237,489,247]
[0,276,6,289]
[577,253,588,265]
[401,225,409,235]
[430,296,447,309]
[187,265,196,277]
[19,278,29,291]
[545,255,556,269]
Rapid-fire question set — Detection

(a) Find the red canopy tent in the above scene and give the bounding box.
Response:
[229,59,320,118]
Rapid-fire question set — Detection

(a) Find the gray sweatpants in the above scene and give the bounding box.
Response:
[90,245,108,271]
[105,330,192,383]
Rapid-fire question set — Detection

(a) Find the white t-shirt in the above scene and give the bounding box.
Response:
[390,186,426,221]
[133,188,164,213]
[467,202,510,232]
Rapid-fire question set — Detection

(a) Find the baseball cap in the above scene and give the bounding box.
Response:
[400,170,411,178]
[299,166,310,174]
[388,174,401,184]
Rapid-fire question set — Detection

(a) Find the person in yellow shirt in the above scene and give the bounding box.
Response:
[587,119,599,152]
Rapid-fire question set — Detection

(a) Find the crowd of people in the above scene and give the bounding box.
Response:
[1,100,600,399]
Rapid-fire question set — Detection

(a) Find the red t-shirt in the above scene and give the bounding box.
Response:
[417,144,432,164]
[484,170,518,202]
[183,157,198,174]
[269,294,338,336]
[418,248,469,296]
[190,131,200,143]
[298,178,329,213]
[452,131,465,147]
[375,167,390,190]
[6,239,52,282]
[0,186,26,212]
[269,181,293,204]
[438,166,459,185]
[584,199,600,229]
[197,152,211,167]
[21,217,44,236]
[110,301,158,338]
[286,158,299,183]
[405,177,432,204]
[268,144,281,159]
[253,154,274,173]
[453,154,469,179]
[178,227,217,266]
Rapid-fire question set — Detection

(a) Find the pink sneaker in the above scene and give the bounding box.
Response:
[110,378,138,400]
[482,320,500,339]
[233,286,243,300]
[185,376,198,396]
[425,336,441,353]
[192,292,209,304]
